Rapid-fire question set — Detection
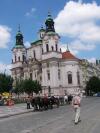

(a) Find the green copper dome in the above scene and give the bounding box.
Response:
[16,32,23,37]
[45,13,53,22]
[15,25,24,46]
[39,26,45,32]
[45,12,55,32]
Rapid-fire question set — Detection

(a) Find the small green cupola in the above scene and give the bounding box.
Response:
[39,26,45,32]
[38,26,45,39]
[15,25,24,46]
[45,12,55,33]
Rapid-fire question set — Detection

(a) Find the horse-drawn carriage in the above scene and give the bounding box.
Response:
[31,96,59,111]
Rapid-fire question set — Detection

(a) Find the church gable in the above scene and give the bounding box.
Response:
[62,51,79,60]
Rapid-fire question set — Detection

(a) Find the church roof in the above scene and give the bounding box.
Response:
[62,51,79,60]
[31,40,42,45]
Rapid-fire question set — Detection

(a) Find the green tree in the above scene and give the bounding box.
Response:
[0,73,13,93]
[33,80,42,94]
[14,79,24,97]
[22,79,42,95]
[86,76,100,96]
[23,79,35,95]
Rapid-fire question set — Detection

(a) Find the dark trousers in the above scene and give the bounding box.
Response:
[27,103,30,109]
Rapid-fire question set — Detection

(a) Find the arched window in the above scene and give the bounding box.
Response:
[55,44,58,51]
[46,44,49,52]
[18,56,20,61]
[30,73,32,80]
[67,72,72,84]
[22,55,25,62]
[51,46,54,51]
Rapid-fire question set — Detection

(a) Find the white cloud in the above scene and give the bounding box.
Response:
[24,41,30,48]
[0,25,11,48]
[25,8,36,17]
[0,62,11,75]
[70,40,95,51]
[79,22,100,43]
[55,1,100,52]
[87,57,96,63]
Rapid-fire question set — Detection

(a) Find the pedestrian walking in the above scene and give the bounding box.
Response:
[26,96,31,109]
[68,94,73,104]
[64,95,68,104]
[72,93,81,124]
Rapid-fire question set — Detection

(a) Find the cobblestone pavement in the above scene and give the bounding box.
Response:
[0,97,100,133]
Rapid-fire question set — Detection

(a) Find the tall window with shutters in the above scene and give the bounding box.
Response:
[67,72,72,84]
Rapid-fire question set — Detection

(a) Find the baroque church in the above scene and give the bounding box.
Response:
[11,13,100,96]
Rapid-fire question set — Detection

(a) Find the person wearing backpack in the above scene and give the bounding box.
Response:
[72,93,81,124]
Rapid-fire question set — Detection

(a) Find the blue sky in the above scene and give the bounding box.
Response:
[0,0,100,73]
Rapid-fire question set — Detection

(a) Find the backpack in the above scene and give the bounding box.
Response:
[73,97,80,105]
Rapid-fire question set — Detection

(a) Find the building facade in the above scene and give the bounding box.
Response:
[11,13,100,96]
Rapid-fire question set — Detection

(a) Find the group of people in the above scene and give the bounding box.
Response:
[26,95,60,111]
[26,93,82,125]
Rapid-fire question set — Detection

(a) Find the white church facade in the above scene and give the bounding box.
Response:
[11,13,100,96]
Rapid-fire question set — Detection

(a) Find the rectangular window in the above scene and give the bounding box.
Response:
[46,44,49,52]
[77,71,80,85]
[35,72,37,78]
[22,55,25,62]
[58,69,60,80]
[18,56,20,61]
[30,73,32,80]
[68,73,72,84]
[47,70,50,80]
[58,62,60,67]
[33,50,36,58]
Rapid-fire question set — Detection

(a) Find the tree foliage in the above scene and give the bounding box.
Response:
[0,73,13,93]
[14,79,24,95]
[14,79,42,95]
[23,79,42,95]
[23,79,35,95]
[33,80,42,94]
[86,76,100,95]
